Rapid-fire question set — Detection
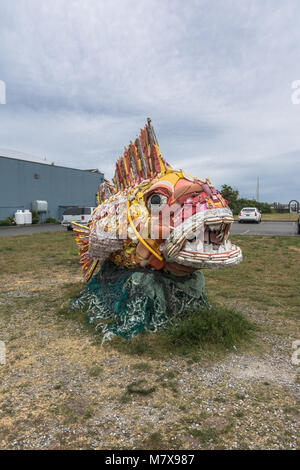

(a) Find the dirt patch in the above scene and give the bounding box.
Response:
[226,355,297,387]
[289,246,300,253]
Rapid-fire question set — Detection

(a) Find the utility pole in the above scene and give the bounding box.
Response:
[256,176,259,202]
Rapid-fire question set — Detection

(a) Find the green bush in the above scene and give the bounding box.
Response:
[219,184,271,215]
[0,216,16,226]
[30,210,39,224]
[234,199,271,215]
[0,218,12,226]
[45,217,59,224]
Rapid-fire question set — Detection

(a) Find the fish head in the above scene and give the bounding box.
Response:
[132,170,242,274]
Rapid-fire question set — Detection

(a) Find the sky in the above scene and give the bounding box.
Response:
[0,0,300,203]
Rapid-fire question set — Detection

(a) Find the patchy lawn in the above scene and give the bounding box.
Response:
[234,213,298,221]
[0,232,299,450]
[261,213,298,221]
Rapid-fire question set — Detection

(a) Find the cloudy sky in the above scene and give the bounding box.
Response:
[1,0,300,202]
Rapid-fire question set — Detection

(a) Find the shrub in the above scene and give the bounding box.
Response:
[30,210,39,224]
[234,198,271,215]
[0,216,15,226]
[219,185,271,215]
[45,217,59,224]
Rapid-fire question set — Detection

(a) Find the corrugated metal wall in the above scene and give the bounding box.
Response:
[0,156,104,221]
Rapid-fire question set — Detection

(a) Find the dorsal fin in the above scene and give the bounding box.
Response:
[113,118,171,191]
[97,179,116,204]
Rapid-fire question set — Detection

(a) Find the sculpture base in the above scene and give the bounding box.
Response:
[70,261,210,341]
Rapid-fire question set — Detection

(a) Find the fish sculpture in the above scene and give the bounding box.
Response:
[72,119,242,282]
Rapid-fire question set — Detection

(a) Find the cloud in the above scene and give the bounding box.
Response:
[0,0,300,202]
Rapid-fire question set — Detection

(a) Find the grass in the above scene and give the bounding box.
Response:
[1,232,298,319]
[189,427,219,445]
[204,236,300,319]
[0,231,299,450]
[111,304,256,361]
[1,231,299,362]
[0,231,79,275]
[126,380,156,396]
[166,306,255,350]
[131,362,153,372]
[261,213,298,221]
[234,213,298,221]
[88,365,102,377]
[120,379,157,403]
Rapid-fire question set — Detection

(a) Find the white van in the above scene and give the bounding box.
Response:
[61,206,95,230]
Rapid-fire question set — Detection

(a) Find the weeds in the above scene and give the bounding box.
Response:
[131,362,153,372]
[127,380,156,396]
[189,427,219,445]
[112,304,256,361]
[88,366,102,377]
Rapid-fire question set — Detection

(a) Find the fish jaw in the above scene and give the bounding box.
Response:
[163,208,242,269]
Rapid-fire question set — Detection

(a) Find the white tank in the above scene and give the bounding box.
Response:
[15,210,25,225]
[31,200,48,213]
[24,210,32,224]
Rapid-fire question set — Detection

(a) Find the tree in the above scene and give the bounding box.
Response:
[220,185,239,208]
[219,185,271,215]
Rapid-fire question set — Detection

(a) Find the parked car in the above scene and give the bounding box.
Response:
[238,207,261,223]
[61,206,95,230]
[297,212,300,235]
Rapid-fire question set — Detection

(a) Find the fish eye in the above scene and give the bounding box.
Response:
[147,193,168,211]
[150,194,162,205]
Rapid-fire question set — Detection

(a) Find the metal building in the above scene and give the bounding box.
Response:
[0,149,104,221]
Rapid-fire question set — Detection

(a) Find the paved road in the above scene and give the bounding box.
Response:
[0,221,298,237]
[230,221,298,236]
[0,224,66,237]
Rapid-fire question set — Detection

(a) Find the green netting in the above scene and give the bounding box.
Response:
[69,260,210,341]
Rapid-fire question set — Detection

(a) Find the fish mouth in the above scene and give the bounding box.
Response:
[163,208,242,269]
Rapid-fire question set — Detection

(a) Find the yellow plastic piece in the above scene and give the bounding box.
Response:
[72,222,91,231]
[86,260,99,282]
[127,199,163,262]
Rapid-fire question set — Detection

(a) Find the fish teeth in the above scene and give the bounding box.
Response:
[225,240,232,251]
[184,241,195,252]
[196,240,204,252]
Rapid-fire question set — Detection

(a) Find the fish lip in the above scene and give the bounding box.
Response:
[175,245,243,268]
[163,208,242,269]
